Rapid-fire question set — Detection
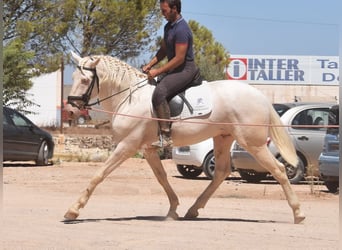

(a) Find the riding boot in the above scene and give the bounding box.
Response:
[151,101,173,148]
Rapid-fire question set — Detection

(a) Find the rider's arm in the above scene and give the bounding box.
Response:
[143,40,167,72]
[152,43,188,76]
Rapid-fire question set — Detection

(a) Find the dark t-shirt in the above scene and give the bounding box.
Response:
[164,16,194,62]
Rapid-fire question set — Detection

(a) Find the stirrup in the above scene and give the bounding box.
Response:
[151,134,173,148]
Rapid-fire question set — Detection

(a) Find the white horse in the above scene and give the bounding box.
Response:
[64,52,305,224]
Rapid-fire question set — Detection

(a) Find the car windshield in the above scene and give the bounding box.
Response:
[273,104,291,117]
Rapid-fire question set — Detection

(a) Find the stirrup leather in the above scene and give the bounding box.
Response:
[151,132,173,148]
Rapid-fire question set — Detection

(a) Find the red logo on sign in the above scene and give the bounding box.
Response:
[226,58,247,80]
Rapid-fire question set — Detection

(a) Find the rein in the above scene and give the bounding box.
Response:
[68,65,148,109]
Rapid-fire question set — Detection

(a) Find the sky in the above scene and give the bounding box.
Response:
[65,0,341,83]
[180,0,341,56]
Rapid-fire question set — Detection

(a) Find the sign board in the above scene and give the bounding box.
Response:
[226,55,339,85]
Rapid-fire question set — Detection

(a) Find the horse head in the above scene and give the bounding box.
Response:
[66,52,101,118]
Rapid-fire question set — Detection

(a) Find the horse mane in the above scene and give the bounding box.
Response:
[90,55,146,90]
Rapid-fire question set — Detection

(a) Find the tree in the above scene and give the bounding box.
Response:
[71,0,161,58]
[4,0,161,68]
[3,39,38,111]
[3,0,71,73]
[189,20,229,81]
[3,0,70,110]
[3,0,162,109]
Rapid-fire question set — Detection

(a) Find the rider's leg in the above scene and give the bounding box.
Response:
[151,100,173,148]
[151,61,198,148]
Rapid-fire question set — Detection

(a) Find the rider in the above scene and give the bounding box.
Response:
[143,0,198,148]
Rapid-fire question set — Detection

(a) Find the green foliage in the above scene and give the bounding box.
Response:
[72,0,161,58]
[3,0,162,108]
[196,57,227,82]
[189,20,230,81]
[3,39,39,112]
[3,0,161,69]
[4,0,66,73]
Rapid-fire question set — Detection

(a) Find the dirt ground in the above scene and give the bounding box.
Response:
[2,158,339,250]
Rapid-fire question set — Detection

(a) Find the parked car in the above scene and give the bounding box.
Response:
[3,106,55,165]
[232,103,336,184]
[172,103,305,179]
[172,139,214,178]
[62,100,91,125]
[318,104,339,193]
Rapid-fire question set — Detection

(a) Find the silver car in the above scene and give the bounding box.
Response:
[232,103,337,184]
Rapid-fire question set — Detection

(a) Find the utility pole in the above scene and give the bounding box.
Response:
[60,57,64,134]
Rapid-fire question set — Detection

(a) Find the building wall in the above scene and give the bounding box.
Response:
[251,84,338,103]
[26,70,61,126]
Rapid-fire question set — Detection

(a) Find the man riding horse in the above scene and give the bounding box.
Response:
[143,0,199,148]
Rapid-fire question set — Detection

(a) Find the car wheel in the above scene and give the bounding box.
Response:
[77,115,86,125]
[36,141,50,166]
[203,152,215,179]
[176,165,203,178]
[238,169,267,183]
[324,181,339,193]
[277,155,304,184]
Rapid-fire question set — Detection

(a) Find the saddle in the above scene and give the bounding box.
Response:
[153,69,212,119]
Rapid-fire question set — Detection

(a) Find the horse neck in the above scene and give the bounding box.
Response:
[96,57,149,112]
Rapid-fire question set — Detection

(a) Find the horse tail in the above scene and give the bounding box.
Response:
[269,105,298,167]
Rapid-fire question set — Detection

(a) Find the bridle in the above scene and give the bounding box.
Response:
[67,65,148,110]
[67,66,99,109]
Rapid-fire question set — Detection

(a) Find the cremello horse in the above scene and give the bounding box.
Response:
[64,52,305,224]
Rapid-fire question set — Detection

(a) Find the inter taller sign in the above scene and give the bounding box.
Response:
[226,55,339,85]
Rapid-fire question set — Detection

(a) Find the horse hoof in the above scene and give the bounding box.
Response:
[166,211,179,220]
[184,209,199,219]
[64,209,79,220]
[294,214,306,224]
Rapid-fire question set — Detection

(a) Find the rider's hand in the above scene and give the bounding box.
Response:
[147,69,158,80]
[142,64,151,74]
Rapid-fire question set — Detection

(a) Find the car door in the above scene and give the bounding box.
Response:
[3,108,20,160]
[3,108,42,160]
[289,107,330,174]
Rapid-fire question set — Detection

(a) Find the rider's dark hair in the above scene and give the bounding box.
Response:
[160,0,181,13]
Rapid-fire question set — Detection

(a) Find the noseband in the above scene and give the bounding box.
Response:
[67,66,99,109]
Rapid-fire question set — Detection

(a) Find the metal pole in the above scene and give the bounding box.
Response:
[60,57,64,134]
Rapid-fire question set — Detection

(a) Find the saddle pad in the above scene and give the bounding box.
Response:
[175,82,212,119]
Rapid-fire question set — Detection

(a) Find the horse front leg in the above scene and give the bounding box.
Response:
[185,135,233,219]
[144,148,180,220]
[64,142,137,220]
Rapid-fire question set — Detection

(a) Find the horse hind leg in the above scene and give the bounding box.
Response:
[64,142,137,220]
[249,146,305,224]
[144,148,180,220]
[185,135,233,219]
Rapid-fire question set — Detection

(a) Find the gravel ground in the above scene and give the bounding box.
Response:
[2,158,339,250]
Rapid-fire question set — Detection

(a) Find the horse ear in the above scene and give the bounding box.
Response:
[70,51,82,63]
[90,57,100,67]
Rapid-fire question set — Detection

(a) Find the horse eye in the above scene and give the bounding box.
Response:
[81,78,89,84]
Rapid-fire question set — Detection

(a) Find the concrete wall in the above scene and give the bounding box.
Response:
[251,84,338,103]
[26,70,62,126]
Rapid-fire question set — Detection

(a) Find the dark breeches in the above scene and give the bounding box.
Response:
[152,61,198,107]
